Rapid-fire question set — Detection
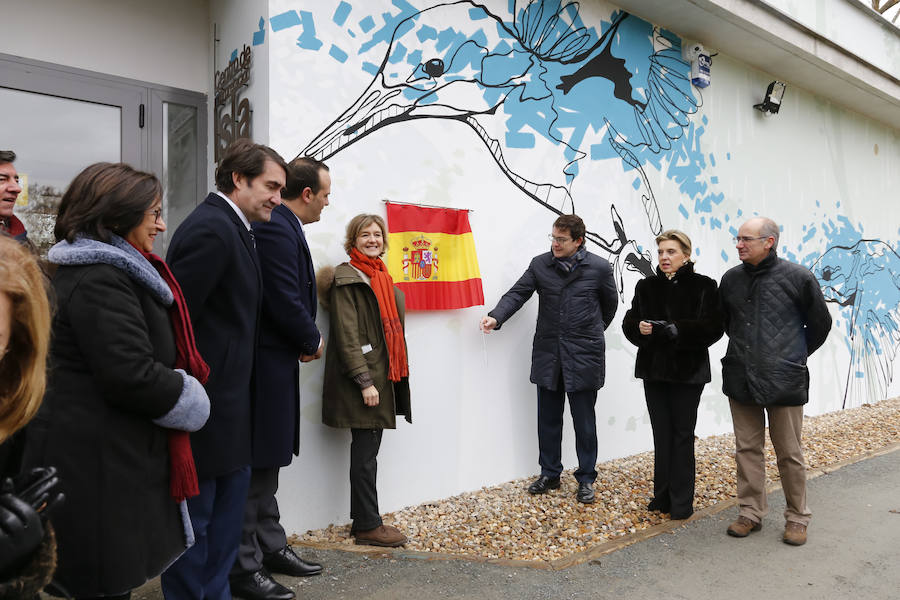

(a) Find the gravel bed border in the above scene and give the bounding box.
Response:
[292,398,900,567]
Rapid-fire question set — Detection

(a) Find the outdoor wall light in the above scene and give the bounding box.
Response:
[754,81,786,114]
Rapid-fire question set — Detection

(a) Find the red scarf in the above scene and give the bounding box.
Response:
[349,248,409,382]
[137,247,210,502]
[0,215,26,237]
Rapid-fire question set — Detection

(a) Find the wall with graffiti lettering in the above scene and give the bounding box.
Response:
[255,0,900,534]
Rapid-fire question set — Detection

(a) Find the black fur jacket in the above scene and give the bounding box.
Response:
[622,263,724,384]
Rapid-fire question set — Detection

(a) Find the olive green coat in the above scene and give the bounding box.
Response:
[321,263,411,429]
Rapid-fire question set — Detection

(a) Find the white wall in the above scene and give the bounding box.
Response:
[1,0,210,92]
[259,0,900,536]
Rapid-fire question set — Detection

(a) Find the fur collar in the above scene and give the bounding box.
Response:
[48,234,173,306]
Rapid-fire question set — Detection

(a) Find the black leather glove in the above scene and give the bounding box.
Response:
[12,467,64,519]
[0,490,44,577]
[646,320,679,340]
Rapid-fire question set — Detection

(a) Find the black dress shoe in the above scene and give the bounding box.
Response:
[576,481,595,503]
[647,497,671,512]
[230,568,295,600]
[527,475,561,494]
[263,545,323,577]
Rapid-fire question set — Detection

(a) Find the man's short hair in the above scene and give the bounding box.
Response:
[215,139,289,194]
[0,150,16,165]
[758,217,780,247]
[553,214,586,242]
[284,156,329,200]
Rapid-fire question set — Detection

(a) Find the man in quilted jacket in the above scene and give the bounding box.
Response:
[719,217,831,546]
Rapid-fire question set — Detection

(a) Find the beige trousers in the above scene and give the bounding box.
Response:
[729,399,811,526]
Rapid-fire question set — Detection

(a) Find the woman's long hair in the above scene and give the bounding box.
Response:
[0,235,51,442]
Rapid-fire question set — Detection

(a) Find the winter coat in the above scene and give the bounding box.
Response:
[719,251,832,406]
[488,250,618,392]
[622,263,724,384]
[321,264,411,429]
[252,204,321,468]
[23,235,208,597]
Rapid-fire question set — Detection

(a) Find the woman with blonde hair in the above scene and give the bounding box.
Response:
[622,229,723,520]
[320,213,411,547]
[0,234,60,599]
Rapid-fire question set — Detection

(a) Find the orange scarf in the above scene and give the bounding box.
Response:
[349,248,409,382]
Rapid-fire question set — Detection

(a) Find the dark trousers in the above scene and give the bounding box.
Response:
[231,467,287,576]
[644,381,703,516]
[536,386,599,483]
[349,428,383,532]
[160,466,251,600]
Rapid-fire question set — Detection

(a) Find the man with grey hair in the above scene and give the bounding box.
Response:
[0,151,28,243]
[719,216,831,546]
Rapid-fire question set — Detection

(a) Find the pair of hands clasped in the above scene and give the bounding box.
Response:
[639,320,679,340]
[0,466,64,577]
[299,337,325,363]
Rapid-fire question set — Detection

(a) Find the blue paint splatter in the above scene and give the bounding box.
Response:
[252,17,266,46]
[359,15,375,32]
[230,49,238,62]
[333,1,352,26]
[296,11,323,50]
[632,178,641,190]
[389,42,407,63]
[678,204,689,219]
[721,249,729,263]
[271,11,302,31]
[348,29,356,38]
[362,61,379,75]
[417,25,438,41]
[329,44,349,63]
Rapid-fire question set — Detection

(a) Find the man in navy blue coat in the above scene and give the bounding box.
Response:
[480,214,618,505]
[161,139,288,600]
[230,158,331,598]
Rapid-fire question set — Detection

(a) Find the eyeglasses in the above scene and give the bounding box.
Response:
[147,208,163,223]
[732,236,767,244]
[548,234,572,244]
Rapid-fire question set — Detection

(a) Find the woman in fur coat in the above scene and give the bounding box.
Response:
[622,230,723,520]
[22,163,210,600]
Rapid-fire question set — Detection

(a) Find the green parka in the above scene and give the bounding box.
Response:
[321,263,412,429]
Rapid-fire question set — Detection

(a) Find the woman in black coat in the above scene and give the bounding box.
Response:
[22,163,210,600]
[622,230,723,520]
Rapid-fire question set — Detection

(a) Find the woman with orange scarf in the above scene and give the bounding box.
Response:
[321,214,411,548]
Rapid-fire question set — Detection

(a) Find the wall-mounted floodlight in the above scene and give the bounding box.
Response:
[754,81,786,114]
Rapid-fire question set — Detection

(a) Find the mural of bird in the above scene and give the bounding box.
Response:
[812,239,900,407]
[298,0,700,286]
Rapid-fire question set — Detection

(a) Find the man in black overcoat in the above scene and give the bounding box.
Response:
[229,157,331,598]
[480,214,618,504]
[161,139,288,600]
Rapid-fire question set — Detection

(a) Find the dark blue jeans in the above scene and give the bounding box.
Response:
[536,386,598,483]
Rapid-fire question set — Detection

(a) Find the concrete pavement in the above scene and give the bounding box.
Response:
[132,446,900,600]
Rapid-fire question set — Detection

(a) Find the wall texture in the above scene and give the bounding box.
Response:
[263,0,898,536]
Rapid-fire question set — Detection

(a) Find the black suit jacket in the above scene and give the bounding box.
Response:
[251,203,320,467]
[167,192,261,479]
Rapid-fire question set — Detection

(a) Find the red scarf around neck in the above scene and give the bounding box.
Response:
[136,245,210,502]
[349,248,409,382]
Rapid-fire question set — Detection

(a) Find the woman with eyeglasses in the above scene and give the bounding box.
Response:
[621,230,723,520]
[22,163,210,600]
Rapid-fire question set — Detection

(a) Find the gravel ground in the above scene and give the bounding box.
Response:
[296,397,900,563]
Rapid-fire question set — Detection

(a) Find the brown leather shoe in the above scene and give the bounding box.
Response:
[726,515,762,537]
[353,525,408,547]
[783,521,807,546]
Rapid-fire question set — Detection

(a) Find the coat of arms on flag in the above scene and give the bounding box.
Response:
[385,202,484,310]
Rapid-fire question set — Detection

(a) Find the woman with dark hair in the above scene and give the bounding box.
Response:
[22,163,210,600]
[622,230,723,520]
[320,213,411,548]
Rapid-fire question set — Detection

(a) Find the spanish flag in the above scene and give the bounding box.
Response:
[386,202,484,310]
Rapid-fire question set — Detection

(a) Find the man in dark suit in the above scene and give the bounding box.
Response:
[161,139,288,600]
[480,214,618,505]
[230,157,331,599]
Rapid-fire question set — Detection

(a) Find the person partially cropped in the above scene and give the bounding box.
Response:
[0,234,61,599]
[22,163,210,600]
[320,214,411,548]
[622,230,723,520]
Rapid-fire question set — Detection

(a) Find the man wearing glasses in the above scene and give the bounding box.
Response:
[480,215,618,504]
[719,217,831,546]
